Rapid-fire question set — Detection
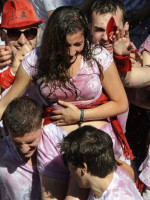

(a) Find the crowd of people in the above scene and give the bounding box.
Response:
[0,0,149,199]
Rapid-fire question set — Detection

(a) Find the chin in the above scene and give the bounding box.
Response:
[77,181,87,188]
[23,151,35,158]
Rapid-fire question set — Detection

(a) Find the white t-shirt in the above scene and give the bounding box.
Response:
[30,0,64,45]
[88,167,143,200]
[0,136,42,200]
[29,0,84,45]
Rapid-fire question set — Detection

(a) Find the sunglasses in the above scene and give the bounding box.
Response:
[7,28,38,40]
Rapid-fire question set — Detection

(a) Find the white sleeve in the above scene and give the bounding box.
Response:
[92,46,113,72]
[37,124,70,180]
[42,0,64,11]
[22,47,40,78]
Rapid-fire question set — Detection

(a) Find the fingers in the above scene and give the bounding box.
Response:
[0,46,12,67]
[52,117,68,126]
[135,52,143,65]
[130,51,143,65]
[0,59,12,67]
[0,54,12,62]
[19,44,33,57]
[58,100,75,108]
[50,114,62,121]
[114,28,124,41]
[53,120,68,126]
[0,46,12,58]
[114,28,119,41]
[119,28,124,38]
[130,57,136,64]
[127,42,133,51]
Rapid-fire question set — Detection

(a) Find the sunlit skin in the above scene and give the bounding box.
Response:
[90,8,127,55]
[8,27,40,56]
[68,163,89,189]
[66,31,85,62]
[11,127,42,165]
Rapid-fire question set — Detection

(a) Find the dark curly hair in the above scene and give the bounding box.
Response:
[60,125,117,178]
[34,6,103,99]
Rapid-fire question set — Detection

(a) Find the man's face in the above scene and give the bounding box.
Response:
[90,8,125,54]
[68,163,89,188]
[7,27,40,56]
[11,128,42,161]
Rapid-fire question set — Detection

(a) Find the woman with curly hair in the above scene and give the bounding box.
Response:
[0,6,130,198]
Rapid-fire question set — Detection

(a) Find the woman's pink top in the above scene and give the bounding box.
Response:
[22,46,113,110]
[22,46,129,164]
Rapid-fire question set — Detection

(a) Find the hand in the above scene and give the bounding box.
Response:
[11,44,33,74]
[130,51,143,67]
[51,100,81,126]
[113,28,133,56]
[0,45,12,67]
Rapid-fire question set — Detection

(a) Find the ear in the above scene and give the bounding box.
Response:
[81,163,88,173]
[124,21,129,31]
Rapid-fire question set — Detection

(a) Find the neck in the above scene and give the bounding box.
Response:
[27,153,37,166]
[90,172,114,198]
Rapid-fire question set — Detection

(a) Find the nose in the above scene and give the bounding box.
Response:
[101,32,108,41]
[21,144,31,154]
[69,47,77,57]
[17,33,28,45]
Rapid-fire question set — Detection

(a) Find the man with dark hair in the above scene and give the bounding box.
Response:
[0,97,88,200]
[87,0,128,55]
[61,125,143,199]
[82,0,150,89]
[0,97,43,199]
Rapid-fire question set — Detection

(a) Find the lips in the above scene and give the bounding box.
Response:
[101,43,113,54]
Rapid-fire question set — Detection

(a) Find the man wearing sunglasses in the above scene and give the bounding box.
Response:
[0,1,44,197]
[0,0,44,93]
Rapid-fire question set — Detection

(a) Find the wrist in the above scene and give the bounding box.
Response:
[10,66,17,75]
[113,54,131,73]
[79,109,84,124]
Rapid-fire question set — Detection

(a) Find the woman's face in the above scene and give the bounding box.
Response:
[66,31,85,60]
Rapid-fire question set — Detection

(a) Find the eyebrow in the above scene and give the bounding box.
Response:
[94,26,105,31]
[14,140,34,145]
[74,42,83,45]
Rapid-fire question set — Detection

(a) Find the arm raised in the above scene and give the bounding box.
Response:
[0,64,31,119]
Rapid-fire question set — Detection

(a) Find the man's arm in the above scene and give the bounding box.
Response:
[120,65,150,88]
[65,176,89,200]
[126,87,150,110]
[40,175,88,200]
[40,175,68,200]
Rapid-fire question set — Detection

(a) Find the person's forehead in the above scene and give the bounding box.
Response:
[66,31,84,43]
[13,26,38,31]
[92,9,123,28]
[91,11,113,27]
[12,130,39,144]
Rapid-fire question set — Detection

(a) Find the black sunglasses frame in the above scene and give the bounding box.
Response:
[7,28,38,41]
